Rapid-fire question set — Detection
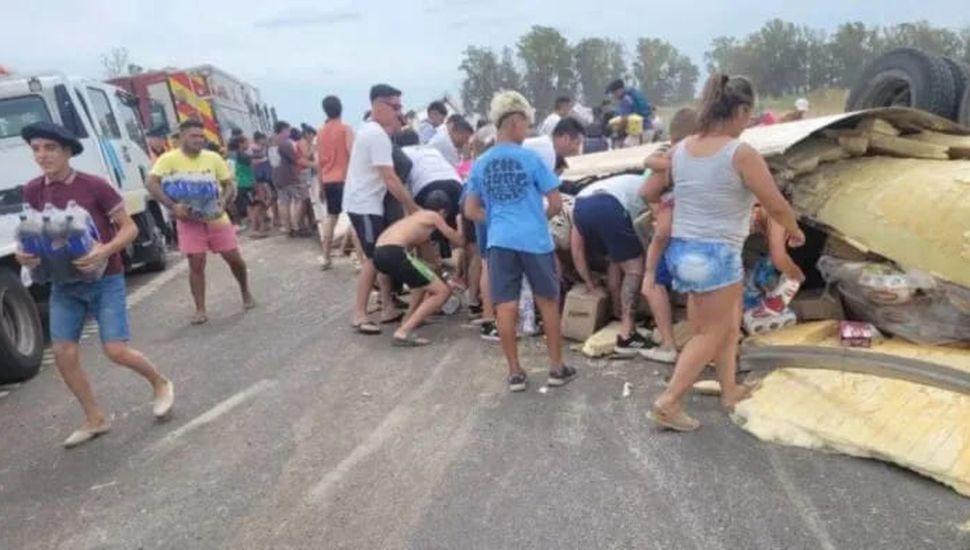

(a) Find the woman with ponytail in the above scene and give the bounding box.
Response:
[647,74,805,431]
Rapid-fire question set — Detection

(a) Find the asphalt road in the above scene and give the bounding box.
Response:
[1,234,968,550]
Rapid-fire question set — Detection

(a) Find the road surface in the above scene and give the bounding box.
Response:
[1,235,968,550]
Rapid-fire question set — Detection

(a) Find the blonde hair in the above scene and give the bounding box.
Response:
[669,108,699,142]
[489,90,535,128]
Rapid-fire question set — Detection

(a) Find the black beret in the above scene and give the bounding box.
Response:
[21,121,83,156]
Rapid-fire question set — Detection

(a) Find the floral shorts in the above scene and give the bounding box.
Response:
[664,238,744,294]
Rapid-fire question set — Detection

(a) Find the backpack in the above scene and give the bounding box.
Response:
[626,89,652,119]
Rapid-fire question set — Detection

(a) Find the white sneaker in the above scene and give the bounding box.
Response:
[641,347,678,364]
[153,380,175,418]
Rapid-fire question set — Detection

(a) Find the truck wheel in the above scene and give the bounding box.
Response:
[846,48,958,119]
[942,57,970,121]
[143,212,168,272]
[0,268,43,384]
[960,80,970,128]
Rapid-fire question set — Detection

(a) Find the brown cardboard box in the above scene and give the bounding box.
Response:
[562,287,611,342]
[791,289,845,321]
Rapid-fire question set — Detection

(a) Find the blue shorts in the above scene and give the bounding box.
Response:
[487,247,559,304]
[655,254,673,287]
[664,238,743,294]
[50,274,130,343]
[573,194,643,263]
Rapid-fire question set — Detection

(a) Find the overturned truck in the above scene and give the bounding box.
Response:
[562,107,970,497]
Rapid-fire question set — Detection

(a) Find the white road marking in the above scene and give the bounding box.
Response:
[307,348,459,503]
[147,378,277,455]
[127,255,188,308]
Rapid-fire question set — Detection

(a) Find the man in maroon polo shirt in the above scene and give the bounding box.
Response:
[16,122,174,448]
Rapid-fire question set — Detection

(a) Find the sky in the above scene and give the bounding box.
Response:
[2,1,966,127]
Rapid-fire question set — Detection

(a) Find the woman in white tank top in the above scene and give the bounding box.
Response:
[647,74,805,432]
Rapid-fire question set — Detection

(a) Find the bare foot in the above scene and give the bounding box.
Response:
[720,383,755,412]
[190,312,208,325]
[243,294,256,310]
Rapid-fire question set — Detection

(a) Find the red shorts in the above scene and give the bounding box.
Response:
[177,220,239,255]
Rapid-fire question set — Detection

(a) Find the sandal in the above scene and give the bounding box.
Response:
[352,321,381,335]
[721,383,756,412]
[190,313,209,326]
[392,333,430,347]
[647,405,701,432]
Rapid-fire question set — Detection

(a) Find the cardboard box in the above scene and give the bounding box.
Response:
[562,287,610,342]
[791,289,846,321]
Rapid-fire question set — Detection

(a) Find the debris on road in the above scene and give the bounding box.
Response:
[621,382,632,397]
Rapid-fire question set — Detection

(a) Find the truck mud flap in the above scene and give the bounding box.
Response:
[740,344,970,396]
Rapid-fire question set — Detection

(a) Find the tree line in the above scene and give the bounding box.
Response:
[459,20,970,118]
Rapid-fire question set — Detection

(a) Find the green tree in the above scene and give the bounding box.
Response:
[573,38,627,104]
[459,46,500,117]
[634,38,699,104]
[497,47,522,92]
[829,22,881,88]
[880,21,963,57]
[517,26,575,116]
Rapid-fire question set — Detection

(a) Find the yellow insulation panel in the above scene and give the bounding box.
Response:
[736,322,970,496]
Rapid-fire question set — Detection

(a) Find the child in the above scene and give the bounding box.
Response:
[742,204,806,333]
[640,108,700,363]
[464,90,576,393]
[372,190,464,347]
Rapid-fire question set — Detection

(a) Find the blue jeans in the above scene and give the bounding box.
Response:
[664,238,743,294]
[50,274,130,343]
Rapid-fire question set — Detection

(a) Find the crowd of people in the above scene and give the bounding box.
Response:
[15,73,808,446]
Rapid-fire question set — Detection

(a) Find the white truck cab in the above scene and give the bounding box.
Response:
[0,73,169,380]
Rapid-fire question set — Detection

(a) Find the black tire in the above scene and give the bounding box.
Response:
[942,57,970,121]
[846,48,958,119]
[960,85,970,128]
[0,268,43,384]
[142,211,168,272]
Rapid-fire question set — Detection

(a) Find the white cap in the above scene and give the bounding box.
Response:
[795,98,810,112]
[489,90,534,127]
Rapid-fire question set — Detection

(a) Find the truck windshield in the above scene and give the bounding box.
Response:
[0,95,52,139]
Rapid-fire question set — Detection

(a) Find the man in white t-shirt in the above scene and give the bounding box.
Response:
[417,101,448,144]
[538,96,574,136]
[428,115,474,167]
[344,83,419,334]
[523,117,586,174]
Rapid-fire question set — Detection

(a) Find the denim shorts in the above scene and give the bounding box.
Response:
[664,238,744,294]
[50,274,130,343]
[487,247,559,304]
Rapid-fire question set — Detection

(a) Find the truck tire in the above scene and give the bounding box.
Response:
[143,211,168,272]
[846,48,958,119]
[960,85,970,128]
[942,57,970,121]
[0,268,43,384]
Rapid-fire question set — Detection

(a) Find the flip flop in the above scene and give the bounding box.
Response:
[647,406,701,432]
[190,313,208,326]
[352,321,381,335]
[63,424,111,448]
[380,312,405,324]
[393,333,431,347]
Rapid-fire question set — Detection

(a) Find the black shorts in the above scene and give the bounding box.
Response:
[349,213,386,259]
[322,182,344,216]
[235,188,252,214]
[462,217,477,249]
[373,245,437,289]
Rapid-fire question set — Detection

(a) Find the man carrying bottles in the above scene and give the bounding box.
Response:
[147,119,255,325]
[16,121,174,448]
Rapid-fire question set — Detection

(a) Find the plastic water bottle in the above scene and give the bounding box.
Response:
[65,215,94,257]
[518,279,536,336]
[42,204,67,242]
[16,209,46,256]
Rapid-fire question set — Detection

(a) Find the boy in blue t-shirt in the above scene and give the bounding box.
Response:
[464,91,577,392]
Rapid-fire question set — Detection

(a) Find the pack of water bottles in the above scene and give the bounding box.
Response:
[16,201,107,284]
[162,174,222,220]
